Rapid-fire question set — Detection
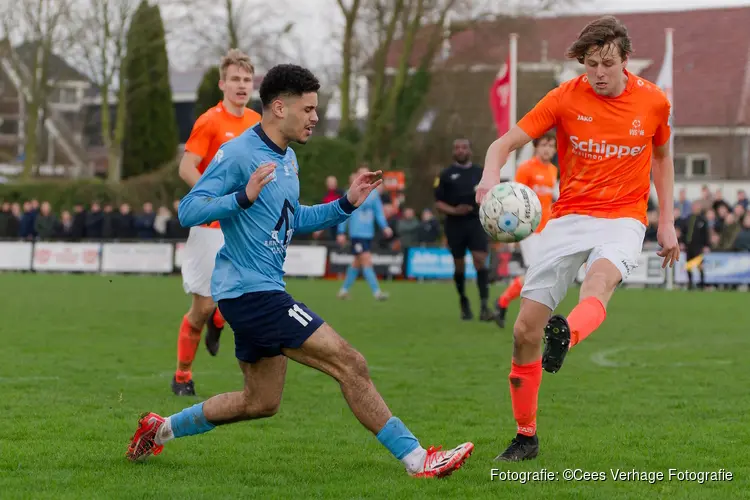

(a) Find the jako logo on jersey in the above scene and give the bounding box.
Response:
[577,115,593,122]
[569,135,647,160]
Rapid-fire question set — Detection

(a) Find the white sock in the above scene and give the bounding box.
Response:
[154,417,174,445]
[401,446,427,473]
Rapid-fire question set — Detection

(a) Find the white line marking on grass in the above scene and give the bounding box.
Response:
[590,347,628,368]
[590,344,733,369]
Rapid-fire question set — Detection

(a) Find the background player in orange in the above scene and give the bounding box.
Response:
[494,134,557,328]
[173,49,261,396]
[475,16,680,461]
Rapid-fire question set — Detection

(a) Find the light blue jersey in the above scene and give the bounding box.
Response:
[179,124,356,301]
[337,189,388,239]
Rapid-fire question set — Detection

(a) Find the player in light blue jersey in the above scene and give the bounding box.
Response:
[337,166,392,300]
[126,64,474,478]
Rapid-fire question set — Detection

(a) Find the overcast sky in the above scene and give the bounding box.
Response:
[274,0,750,71]
[565,0,750,12]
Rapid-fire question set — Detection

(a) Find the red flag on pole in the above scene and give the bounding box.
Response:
[489,54,511,138]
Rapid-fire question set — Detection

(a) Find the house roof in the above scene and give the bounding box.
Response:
[386,6,750,128]
[15,41,91,84]
[170,67,205,95]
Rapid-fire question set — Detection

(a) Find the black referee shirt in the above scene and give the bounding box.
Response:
[434,163,484,221]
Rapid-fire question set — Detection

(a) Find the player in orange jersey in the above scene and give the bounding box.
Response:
[476,16,680,461]
[494,133,558,328]
[173,49,261,396]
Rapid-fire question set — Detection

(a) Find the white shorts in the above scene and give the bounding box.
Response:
[519,232,543,268]
[521,214,646,311]
[181,226,225,297]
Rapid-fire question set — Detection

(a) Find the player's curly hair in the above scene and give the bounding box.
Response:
[259,64,320,108]
[566,15,632,63]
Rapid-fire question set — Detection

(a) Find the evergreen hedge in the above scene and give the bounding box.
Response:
[0,137,361,210]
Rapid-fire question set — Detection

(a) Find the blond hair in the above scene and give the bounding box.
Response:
[220,48,255,80]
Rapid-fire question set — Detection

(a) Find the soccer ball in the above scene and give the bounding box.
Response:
[479,182,542,242]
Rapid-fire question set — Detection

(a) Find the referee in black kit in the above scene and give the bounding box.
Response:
[434,138,493,322]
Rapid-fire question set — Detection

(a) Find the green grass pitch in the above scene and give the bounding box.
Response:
[1,273,748,499]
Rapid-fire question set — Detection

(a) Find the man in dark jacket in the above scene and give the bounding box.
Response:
[71,204,87,240]
[102,204,116,239]
[135,202,156,239]
[34,201,59,240]
[85,202,104,239]
[0,202,12,238]
[114,203,136,239]
[19,201,37,239]
[680,201,710,290]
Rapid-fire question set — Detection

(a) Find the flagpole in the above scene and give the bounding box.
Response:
[664,27,676,291]
[665,28,674,159]
[507,33,519,179]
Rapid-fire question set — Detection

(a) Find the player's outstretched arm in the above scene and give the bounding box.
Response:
[476,126,533,203]
[476,87,560,203]
[178,156,274,227]
[294,171,382,234]
[652,143,680,268]
[294,197,356,234]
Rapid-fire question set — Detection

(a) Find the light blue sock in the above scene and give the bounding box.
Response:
[362,266,381,294]
[376,416,420,460]
[341,265,359,291]
[170,402,216,439]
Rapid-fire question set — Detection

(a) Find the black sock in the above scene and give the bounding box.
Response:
[477,268,489,308]
[454,271,466,299]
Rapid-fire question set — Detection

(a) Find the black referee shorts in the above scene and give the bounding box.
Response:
[444,217,488,259]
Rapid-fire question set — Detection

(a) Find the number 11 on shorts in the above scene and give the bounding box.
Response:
[288,304,313,326]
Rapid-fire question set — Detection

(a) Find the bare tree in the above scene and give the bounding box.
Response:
[68,0,139,183]
[332,0,575,167]
[335,0,363,132]
[0,0,77,179]
[353,0,458,167]
[160,0,295,71]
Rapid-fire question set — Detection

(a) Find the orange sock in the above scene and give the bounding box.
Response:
[498,277,523,308]
[176,315,201,382]
[567,296,607,348]
[212,308,225,329]
[508,358,542,437]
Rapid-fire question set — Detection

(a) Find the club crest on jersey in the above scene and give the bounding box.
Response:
[630,118,645,136]
[282,159,298,177]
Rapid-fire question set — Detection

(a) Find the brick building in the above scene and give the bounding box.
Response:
[385,6,750,182]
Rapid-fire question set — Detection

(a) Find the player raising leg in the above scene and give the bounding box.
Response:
[127,64,474,478]
[337,166,392,300]
[475,16,679,461]
[495,134,558,328]
[173,49,261,396]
